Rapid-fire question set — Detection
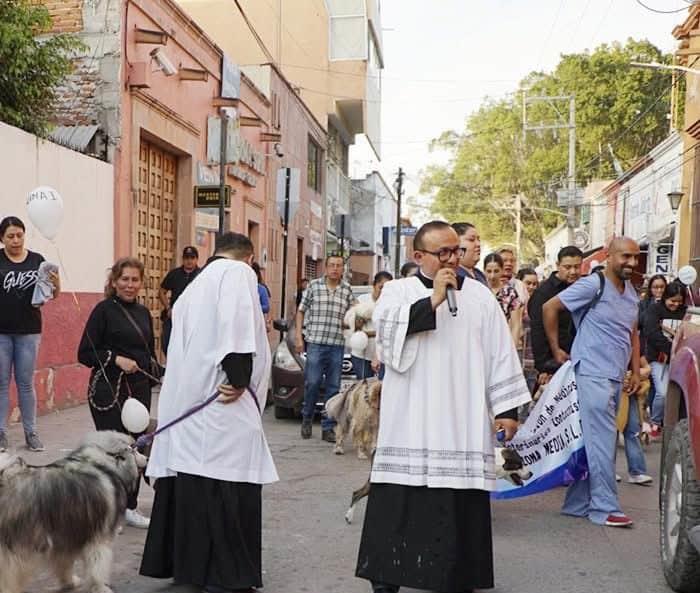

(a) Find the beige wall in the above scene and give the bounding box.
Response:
[177,0,369,132]
[674,8,700,269]
[0,122,114,293]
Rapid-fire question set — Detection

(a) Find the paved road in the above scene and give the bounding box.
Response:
[12,403,674,593]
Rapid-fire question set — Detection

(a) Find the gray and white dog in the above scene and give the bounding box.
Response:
[0,431,147,593]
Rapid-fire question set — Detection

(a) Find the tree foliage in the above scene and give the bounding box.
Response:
[0,0,84,136]
[422,39,674,260]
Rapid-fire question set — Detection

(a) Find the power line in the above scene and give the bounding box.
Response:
[634,0,690,14]
[536,0,566,69]
[233,0,275,63]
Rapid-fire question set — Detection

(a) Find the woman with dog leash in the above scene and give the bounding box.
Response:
[77,257,158,529]
[0,216,60,453]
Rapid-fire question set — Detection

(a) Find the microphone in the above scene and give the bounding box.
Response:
[446,286,458,317]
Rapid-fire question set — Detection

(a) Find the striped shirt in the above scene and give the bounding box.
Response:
[299,278,356,346]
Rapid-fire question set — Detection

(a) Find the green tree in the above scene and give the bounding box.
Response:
[422,39,673,259]
[0,0,84,136]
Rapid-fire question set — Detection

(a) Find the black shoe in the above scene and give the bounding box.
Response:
[301,419,312,439]
[371,584,399,593]
[321,429,336,443]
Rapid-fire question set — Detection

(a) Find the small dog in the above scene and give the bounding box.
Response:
[326,378,381,459]
[344,444,533,524]
[495,446,533,486]
[0,431,147,593]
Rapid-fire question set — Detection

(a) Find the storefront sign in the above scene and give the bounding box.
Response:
[653,243,673,275]
[194,185,231,208]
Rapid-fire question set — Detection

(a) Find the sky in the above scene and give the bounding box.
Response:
[349,0,688,223]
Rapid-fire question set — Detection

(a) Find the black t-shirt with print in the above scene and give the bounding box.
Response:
[0,249,45,334]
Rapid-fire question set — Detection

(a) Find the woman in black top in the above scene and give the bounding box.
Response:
[78,256,155,529]
[643,280,687,429]
[0,216,60,452]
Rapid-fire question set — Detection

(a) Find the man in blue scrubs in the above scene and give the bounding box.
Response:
[542,237,641,527]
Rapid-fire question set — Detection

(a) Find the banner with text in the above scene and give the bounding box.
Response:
[493,362,588,499]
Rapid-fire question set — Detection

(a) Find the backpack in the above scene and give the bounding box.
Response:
[577,270,605,328]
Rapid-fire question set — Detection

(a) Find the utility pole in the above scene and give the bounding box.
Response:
[394,167,404,277]
[515,193,522,264]
[523,93,577,244]
[567,95,576,244]
[280,167,291,325]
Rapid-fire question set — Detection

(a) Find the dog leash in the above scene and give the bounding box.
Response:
[134,385,259,451]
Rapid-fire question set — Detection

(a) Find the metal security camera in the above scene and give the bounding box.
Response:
[150,47,177,77]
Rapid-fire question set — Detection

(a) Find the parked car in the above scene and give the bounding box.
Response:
[660,305,700,592]
[270,318,356,418]
[270,285,372,419]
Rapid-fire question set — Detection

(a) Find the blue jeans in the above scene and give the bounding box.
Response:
[302,343,344,430]
[0,334,41,434]
[615,389,648,476]
[562,372,623,525]
[650,361,668,425]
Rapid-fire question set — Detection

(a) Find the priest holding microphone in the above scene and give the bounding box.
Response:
[355,221,530,593]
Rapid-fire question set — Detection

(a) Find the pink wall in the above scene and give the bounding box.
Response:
[265,66,326,323]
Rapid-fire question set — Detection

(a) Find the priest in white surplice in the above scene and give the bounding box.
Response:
[355,221,531,593]
[140,232,278,593]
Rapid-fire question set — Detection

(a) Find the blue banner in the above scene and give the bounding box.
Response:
[493,362,588,499]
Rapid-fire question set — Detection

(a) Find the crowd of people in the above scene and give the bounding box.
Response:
[0,211,692,593]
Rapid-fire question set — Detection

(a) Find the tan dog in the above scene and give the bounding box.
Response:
[326,378,381,459]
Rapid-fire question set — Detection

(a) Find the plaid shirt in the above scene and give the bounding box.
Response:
[299,277,356,346]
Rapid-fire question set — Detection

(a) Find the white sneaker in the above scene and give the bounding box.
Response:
[125,508,150,529]
[616,474,621,482]
[627,474,653,485]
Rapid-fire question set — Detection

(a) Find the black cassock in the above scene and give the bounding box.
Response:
[355,271,517,593]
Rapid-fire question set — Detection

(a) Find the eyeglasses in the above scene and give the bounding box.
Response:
[418,247,466,263]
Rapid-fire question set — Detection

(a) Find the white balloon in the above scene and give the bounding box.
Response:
[678,265,698,287]
[26,186,64,240]
[121,398,150,434]
[349,331,369,352]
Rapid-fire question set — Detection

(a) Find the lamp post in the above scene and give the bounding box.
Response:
[668,190,684,213]
[668,190,684,275]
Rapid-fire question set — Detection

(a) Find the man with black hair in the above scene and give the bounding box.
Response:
[356,220,530,593]
[528,245,583,376]
[452,221,487,286]
[159,246,200,356]
[141,232,278,592]
[295,254,356,442]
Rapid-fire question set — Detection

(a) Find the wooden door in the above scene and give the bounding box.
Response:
[136,139,177,356]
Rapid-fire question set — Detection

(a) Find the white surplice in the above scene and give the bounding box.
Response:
[371,275,531,491]
[146,258,278,485]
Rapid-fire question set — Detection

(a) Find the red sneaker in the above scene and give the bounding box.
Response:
[604,514,633,528]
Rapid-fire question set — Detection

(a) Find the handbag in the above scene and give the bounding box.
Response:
[113,299,163,386]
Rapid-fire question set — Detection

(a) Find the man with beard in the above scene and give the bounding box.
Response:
[527,245,583,378]
[141,233,278,592]
[543,237,641,528]
[355,221,530,593]
[452,221,487,285]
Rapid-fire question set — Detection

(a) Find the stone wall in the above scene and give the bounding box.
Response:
[40,0,122,161]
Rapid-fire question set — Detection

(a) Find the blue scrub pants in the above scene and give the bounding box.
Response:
[562,371,626,525]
